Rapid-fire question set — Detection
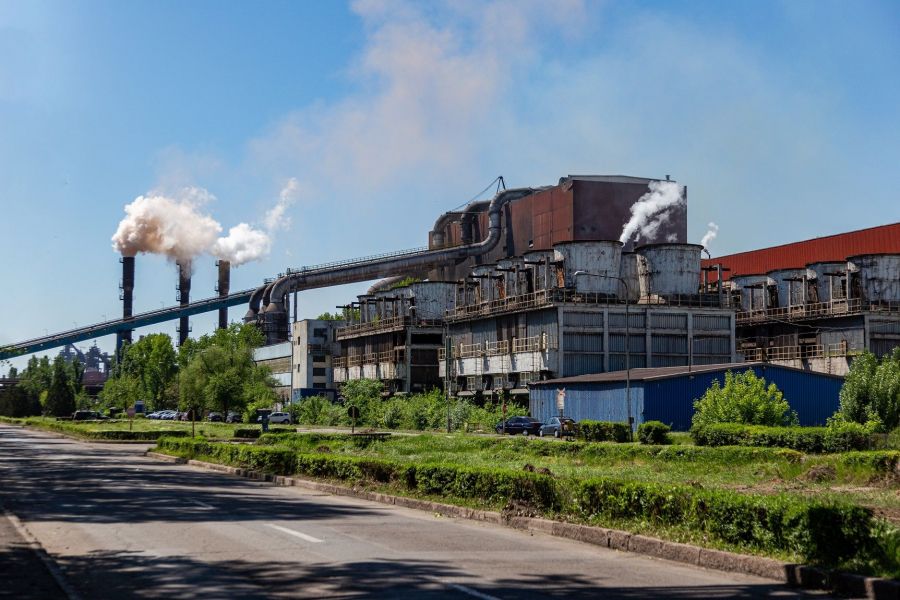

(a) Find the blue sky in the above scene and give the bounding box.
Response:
[2,0,899,370]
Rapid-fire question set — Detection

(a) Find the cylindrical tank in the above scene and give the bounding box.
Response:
[765,268,807,307]
[634,243,702,297]
[553,241,623,294]
[618,252,641,302]
[523,250,555,292]
[806,261,849,304]
[408,282,457,320]
[471,265,496,303]
[730,274,769,311]
[496,257,526,297]
[847,254,900,303]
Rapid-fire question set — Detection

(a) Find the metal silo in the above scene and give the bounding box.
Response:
[634,243,702,298]
[553,241,623,294]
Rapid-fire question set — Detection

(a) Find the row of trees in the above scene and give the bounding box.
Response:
[97,322,279,421]
[0,355,87,417]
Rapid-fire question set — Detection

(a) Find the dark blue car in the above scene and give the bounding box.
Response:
[495,416,543,436]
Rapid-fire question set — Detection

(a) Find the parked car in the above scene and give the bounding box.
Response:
[539,416,576,438]
[225,412,242,424]
[206,412,224,422]
[495,416,543,436]
[159,411,177,420]
[260,411,291,425]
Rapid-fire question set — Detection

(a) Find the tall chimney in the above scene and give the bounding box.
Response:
[117,256,135,358]
[217,260,231,330]
[177,259,192,346]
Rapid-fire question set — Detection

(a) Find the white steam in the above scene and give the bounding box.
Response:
[112,181,299,266]
[211,223,271,265]
[111,188,222,262]
[618,181,685,245]
[700,222,719,250]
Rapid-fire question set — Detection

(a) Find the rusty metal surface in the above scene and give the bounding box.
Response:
[635,244,702,297]
[703,222,900,282]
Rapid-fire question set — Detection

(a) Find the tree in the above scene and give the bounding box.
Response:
[0,385,42,417]
[7,366,18,378]
[692,369,796,428]
[128,334,178,411]
[19,356,53,400]
[835,349,900,430]
[44,358,76,417]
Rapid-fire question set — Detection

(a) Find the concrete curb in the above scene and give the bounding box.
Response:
[144,451,900,599]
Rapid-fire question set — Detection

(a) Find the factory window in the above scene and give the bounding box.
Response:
[313,368,326,376]
[313,382,326,389]
[313,328,327,339]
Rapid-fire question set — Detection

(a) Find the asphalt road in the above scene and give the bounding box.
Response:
[0,425,826,600]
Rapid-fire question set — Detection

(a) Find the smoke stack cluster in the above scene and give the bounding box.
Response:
[217,260,231,330]
[177,260,192,346]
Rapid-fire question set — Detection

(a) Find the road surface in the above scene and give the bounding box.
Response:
[0,425,824,599]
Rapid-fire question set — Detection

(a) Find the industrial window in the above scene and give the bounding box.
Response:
[313,328,327,339]
[313,382,326,389]
[313,368,326,376]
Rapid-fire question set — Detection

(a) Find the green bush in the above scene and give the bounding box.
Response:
[637,421,671,445]
[692,423,869,453]
[577,420,630,443]
[693,370,796,428]
[836,349,900,430]
[155,436,875,566]
[576,479,871,566]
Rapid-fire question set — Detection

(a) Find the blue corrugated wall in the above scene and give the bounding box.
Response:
[530,365,843,431]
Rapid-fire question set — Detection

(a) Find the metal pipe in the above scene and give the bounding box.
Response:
[431,211,465,247]
[243,284,268,323]
[367,272,427,294]
[459,199,491,243]
[263,187,539,321]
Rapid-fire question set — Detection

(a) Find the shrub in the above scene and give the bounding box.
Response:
[577,420,630,443]
[835,349,900,430]
[693,370,796,428]
[637,421,671,445]
[155,436,875,566]
[692,423,869,453]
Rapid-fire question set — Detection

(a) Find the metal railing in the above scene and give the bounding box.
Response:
[336,316,443,337]
[735,298,900,325]
[739,342,860,362]
[439,334,558,361]
[286,246,430,276]
[485,340,509,355]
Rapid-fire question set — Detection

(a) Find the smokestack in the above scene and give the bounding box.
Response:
[177,259,192,346]
[217,260,231,330]
[117,256,135,357]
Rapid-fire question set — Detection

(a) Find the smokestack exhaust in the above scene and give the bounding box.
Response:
[117,256,135,356]
[177,260,192,346]
[217,260,231,330]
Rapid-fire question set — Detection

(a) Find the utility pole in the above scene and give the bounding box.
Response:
[445,333,452,433]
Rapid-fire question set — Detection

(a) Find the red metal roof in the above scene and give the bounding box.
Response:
[701,222,900,282]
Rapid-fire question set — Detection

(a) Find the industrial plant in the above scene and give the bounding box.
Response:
[4,173,900,420]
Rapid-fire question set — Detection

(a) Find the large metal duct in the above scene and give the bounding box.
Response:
[244,284,268,323]
[460,200,491,243]
[217,260,231,330]
[260,187,539,344]
[176,259,192,346]
[766,268,807,308]
[553,241,623,294]
[431,211,465,248]
[120,256,135,344]
[634,243,703,298]
[367,272,429,294]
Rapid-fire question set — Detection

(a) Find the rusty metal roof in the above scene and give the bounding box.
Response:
[530,362,844,386]
[702,222,900,283]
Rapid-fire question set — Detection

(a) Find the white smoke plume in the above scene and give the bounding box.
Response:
[111,188,222,262]
[700,222,719,250]
[264,178,300,232]
[618,181,685,245]
[212,223,272,266]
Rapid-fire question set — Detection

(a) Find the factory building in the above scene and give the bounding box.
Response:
[291,319,343,400]
[702,222,900,375]
[528,363,843,431]
[332,282,455,394]
[439,241,736,399]
[252,342,292,401]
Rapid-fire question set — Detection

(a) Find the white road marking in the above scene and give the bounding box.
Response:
[188,499,214,509]
[265,523,323,543]
[444,582,501,600]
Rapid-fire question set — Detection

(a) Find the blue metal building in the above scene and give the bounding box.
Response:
[528,362,844,431]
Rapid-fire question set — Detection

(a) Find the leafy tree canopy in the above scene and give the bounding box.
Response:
[693,370,796,428]
[835,349,900,430]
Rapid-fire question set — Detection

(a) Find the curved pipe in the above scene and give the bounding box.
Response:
[431,211,465,248]
[243,284,268,322]
[264,186,539,316]
[460,199,491,243]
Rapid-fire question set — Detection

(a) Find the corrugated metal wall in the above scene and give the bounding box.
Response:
[531,365,842,430]
[253,342,291,361]
[530,383,645,424]
[702,222,900,282]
